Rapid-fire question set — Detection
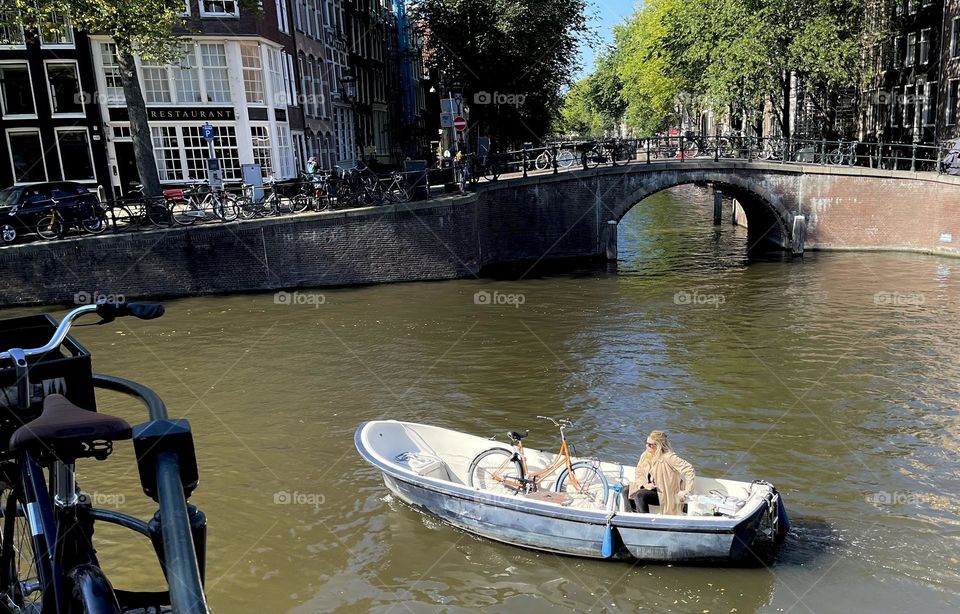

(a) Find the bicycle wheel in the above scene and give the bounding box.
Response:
[557,149,576,168]
[827,149,843,165]
[291,195,311,213]
[0,487,43,611]
[80,204,108,234]
[554,462,609,508]
[146,198,172,227]
[236,196,258,220]
[585,147,603,168]
[169,199,196,226]
[681,140,699,158]
[215,195,239,222]
[389,178,412,203]
[534,152,551,171]
[36,212,62,240]
[468,448,523,494]
[109,205,136,233]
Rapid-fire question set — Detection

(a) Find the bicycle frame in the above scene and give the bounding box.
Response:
[495,426,586,493]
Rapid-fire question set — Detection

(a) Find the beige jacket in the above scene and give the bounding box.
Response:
[629,451,696,515]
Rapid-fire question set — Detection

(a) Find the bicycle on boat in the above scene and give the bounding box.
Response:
[467,416,609,506]
[0,302,208,613]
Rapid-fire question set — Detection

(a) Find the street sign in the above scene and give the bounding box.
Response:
[202,123,215,142]
[440,112,454,128]
[453,116,467,132]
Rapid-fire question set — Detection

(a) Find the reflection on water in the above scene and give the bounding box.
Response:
[5,185,960,612]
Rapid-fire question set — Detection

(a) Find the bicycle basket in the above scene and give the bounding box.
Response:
[273,179,303,198]
[0,314,96,452]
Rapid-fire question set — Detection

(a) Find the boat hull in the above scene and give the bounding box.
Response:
[356,421,782,563]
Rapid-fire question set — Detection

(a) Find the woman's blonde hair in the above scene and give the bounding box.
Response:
[640,430,672,463]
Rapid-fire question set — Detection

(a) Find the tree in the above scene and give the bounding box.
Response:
[555,78,604,137]
[410,0,590,148]
[585,44,627,134]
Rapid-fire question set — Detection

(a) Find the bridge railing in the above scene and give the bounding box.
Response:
[481,135,952,180]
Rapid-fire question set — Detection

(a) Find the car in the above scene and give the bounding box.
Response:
[0,182,104,244]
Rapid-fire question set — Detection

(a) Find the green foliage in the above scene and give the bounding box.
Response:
[410,0,589,146]
[555,78,604,137]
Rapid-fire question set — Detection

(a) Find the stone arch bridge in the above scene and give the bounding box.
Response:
[474,160,960,263]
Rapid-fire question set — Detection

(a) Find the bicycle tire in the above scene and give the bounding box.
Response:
[557,149,577,168]
[109,205,136,233]
[0,487,43,611]
[169,200,196,226]
[146,199,172,227]
[554,462,609,507]
[585,147,603,168]
[291,195,311,213]
[215,195,239,222]
[36,212,62,240]
[534,152,551,171]
[467,448,523,494]
[80,204,108,234]
[827,149,843,165]
[236,196,259,219]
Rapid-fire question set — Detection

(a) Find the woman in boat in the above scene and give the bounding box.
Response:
[628,431,695,514]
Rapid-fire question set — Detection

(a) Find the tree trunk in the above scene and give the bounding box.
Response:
[118,50,162,197]
[781,70,792,139]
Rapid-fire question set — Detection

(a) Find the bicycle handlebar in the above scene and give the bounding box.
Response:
[0,302,166,362]
[536,415,573,427]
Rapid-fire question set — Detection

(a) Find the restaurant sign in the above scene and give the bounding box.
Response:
[109,107,237,122]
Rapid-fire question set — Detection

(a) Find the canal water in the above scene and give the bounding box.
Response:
[11,185,960,612]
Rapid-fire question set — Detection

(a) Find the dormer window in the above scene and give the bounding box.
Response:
[200,0,238,17]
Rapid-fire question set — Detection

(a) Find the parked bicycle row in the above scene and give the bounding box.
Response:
[486,135,953,175]
[0,165,424,245]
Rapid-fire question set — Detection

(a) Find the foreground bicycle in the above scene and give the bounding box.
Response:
[0,303,208,613]
[467,416,608,506]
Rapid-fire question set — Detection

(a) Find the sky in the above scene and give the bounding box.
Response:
[575,0,640,80]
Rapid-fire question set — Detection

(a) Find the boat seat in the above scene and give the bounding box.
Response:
[9,394,132,452]
[508,430,528,442]
[395,451,462,484]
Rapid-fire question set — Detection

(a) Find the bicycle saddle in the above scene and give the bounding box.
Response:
[508,430,528,442]
[9,394,132,452]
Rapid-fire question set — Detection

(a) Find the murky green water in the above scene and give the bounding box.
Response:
[6,185,960,612]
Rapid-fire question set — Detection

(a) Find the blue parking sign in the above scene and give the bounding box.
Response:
[202,124,215,141]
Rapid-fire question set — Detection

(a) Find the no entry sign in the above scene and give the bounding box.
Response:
[453,116,467,132]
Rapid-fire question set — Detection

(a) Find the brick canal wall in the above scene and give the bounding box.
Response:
[3,163,960,306]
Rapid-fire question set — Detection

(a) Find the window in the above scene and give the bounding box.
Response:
[241,43,264,104]
[173,44,202,103]
[250,125,272,176]
[0,4,24,47]
[264,47,284,107]
[39,11,74,47]
[300,55,312,116]
[893,36,901,68]
[923,82,937,125]
[920,29,930,65]
[0,62,34,116]
[953,18,960,59]
[276,0,289,33]
[113,125,131,140]
[182,125,240,180]
[200,44,230,103]
[200,0,238,16]
[891,87,900,126]
[55,129,95,181]
[949,80,959,126]
[286,53,298,108]
[151,126,183,181]
[276,124,294,178]
[906,33,916,67]
[100,43,125,104]
[6,129,46,183]
[46,61,83,115]
[908,0,917,14]
[141,58,171,103]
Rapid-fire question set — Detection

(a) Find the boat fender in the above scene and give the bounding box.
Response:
[602,511,617,558]
[775,492,790,537]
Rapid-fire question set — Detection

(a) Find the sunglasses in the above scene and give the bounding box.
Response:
[645,442,657,447]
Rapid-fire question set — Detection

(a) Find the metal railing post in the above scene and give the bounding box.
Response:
[552,145,559,175]
[715,126,720,162]
[878,143,884,170]
[582,146,588,171]
[820,138,827,165]
[646,139,651,164]
[911,143,917,172]
[522,148,528,178]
